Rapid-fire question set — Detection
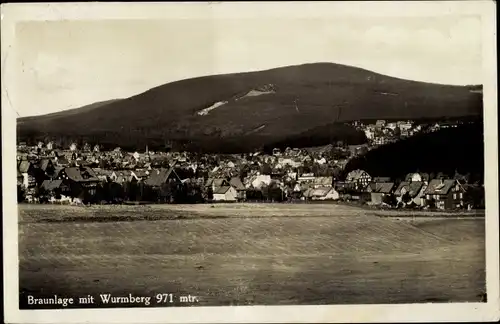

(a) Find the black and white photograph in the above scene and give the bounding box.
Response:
[2,1,499,323]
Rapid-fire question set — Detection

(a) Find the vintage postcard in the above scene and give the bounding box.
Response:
[2,1,499,323]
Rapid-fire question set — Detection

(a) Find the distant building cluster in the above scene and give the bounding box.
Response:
[16,127,484,211]
[350,119,462,147]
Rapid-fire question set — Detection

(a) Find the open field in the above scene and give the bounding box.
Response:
[18,204,485,308]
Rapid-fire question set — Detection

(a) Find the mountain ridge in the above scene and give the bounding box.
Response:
[17,62,483,153]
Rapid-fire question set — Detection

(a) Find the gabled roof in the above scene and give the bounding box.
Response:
[229,177,245,190]
[394,181,424,197]
[214,186,232,195]
[213,179,229,188]
[424,179,457,195]
[303,188,315,198]
[311,186,334,197]
[39,159,53,171]
[346,169,370,181]
[368,182,395,194]
[64,167,100,182]
[144,166,181,187]
[52,166,64,179]
[41,179,65,191]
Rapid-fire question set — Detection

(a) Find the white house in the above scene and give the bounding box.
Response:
[213,186,238,202]
[364,129,375,140]
[251,174,272,189]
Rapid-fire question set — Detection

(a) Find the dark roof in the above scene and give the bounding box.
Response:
[52,166,64,178]
[229,177,245,190]
[368,182,395,194]
[424,179,457,195]
[18,161,31,173]
[214,186,231,195]
[394,181,424,197]
[144,166,180,187]
[64,167,99,182]
[39,159,52,171]
[373,177,391,183]
[41,179,65,191]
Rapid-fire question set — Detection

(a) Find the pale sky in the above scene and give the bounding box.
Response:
[14,16,482,117]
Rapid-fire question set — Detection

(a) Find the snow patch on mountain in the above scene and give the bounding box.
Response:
[197,101,228,116]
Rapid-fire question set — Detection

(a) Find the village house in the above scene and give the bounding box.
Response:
[345,169,372,191]
[18,160,36,189]
[333,181,357,201]
[145,166,182,189]
[309,186,340,201]
[366,182,395,205]
[38,158,55,177]
[213,186,238,202]
[364,128,375,141]
[423,179,466,210]
[143,166,183,202]
[54,166,101,199]
[40,179,72,202]
[229,177,246,201]
[373,136,394,146]
[110,170,132,184]
[249,174,272,189]
[394,181,426,207]
[205,178,230,193]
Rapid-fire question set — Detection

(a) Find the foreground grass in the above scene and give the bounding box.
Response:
[18,204,485,307]
[18,203,484,223]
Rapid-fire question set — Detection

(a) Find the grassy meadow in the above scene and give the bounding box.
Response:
[18,203,485,308]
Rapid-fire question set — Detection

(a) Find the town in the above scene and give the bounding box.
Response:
[16,119,484,210]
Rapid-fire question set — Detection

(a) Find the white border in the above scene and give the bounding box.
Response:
[2,2,499,323]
